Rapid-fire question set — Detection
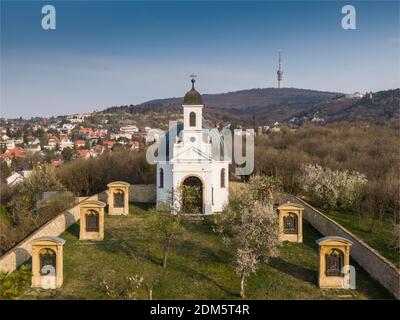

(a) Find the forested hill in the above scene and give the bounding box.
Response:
[145,87,339,110]
[101,87,399,126]
[297,88,400,124]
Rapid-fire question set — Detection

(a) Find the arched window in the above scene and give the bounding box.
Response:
[189,112,196,127]
[220,168,226,188]
[114,189,124,208]
[325,249,344,276]
[86,210,99,232]
[283,213,298,234]
[159,168,164,188]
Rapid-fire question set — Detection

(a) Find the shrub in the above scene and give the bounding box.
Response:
[300,164,367,212]
[253,122,399,221]
[0,264,31,300]
[0,165,74,253]
[57,149,154,196]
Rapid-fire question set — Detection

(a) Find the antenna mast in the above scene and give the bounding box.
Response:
[277,51,283,89]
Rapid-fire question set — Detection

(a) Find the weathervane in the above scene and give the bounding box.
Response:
[190,74,197,89]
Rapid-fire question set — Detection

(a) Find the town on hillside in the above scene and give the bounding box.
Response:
[2,86,395,187]
[0,106,282,186]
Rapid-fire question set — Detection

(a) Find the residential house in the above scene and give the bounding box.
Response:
[26,136,40,145]
[44,136,60,150]
[62,123,76,131]
[79,128,93,136]
[112,132,132,140]
[128,141,140,150]
[78,149,91,158]
[0,137,16,150]
[6,170,32,187]
[91,145,104,157]
[75,139,86,148]
[120,125,139,133]
[24,143,41,153]
[103,140,116,149]
[89,129,108,138]
[59,135,74,150]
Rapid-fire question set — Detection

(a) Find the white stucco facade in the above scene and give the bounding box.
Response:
[156,81,229,214]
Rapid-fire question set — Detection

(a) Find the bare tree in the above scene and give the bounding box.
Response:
[149,184,201,268]
[149,208,183,268]
[99,271,141,300]
[130,273,160,300]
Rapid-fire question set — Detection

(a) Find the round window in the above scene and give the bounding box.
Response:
[190,137,196,143]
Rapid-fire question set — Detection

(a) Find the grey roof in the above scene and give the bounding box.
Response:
[107,181,130,187]
[277,202,304,209]
[80,199,107,207]
[32,236,66,245]
[316,236,353,245]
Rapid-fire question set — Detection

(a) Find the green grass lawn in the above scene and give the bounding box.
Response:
[299,195,399,268]
[327,211,400,268]
[21,203,392,300]
[319,210,398,268]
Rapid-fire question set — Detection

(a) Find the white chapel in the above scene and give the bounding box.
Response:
[156,79,230,214]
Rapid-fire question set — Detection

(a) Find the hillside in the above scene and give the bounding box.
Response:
[102,88,340,128]
[146,87,338,111]
[100,88,399,127]
[291,89,400,125]
[21,203,391,300]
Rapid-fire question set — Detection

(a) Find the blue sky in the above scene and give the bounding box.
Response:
[1,0,399,118]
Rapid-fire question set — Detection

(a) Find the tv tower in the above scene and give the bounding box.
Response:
[277,50,283,89]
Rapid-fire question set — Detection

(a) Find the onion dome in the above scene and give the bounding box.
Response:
[183,79,203,105]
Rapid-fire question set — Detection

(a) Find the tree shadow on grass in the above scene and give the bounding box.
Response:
[92,230,161,267]
[167,238,238,297]
[174,238,232,265]
[173,263,239,298]
[64,222,80,239]
[269,257,317,286]
[302,221,323,251]
[62,210,80,239]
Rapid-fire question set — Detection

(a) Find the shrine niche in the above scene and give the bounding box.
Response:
[31,236,65,289]
[316,236,353,289]
[277,202,304,243]
[107,181,130,215]
[79,200,106,240]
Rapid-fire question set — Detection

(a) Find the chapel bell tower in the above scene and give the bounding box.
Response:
[181,78,204,144]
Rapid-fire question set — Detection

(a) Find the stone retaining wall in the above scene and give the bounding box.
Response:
[277,192,400,299]
[0,184,155,273]
[0,194,99,273]
[2,186,399,299]
[129,184,156,203]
